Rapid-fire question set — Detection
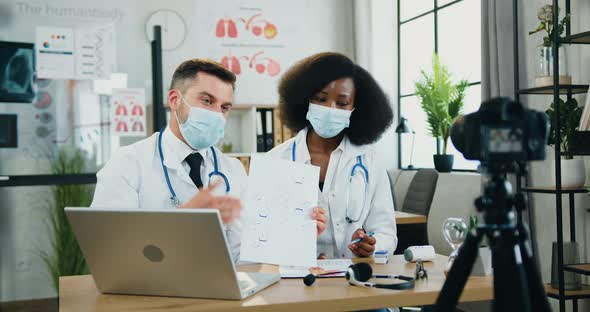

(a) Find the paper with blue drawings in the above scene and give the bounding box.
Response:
[240,155,319,267]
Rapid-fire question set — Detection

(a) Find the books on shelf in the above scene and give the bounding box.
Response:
[229,106,296,171]
[272,108,283,147]
[256,108,275,152]
[579,86,590,131]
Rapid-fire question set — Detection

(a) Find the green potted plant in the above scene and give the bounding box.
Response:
[39,147,93,291]
[545,98,585,187]
[414,53,469,172]
[529,4,571,87]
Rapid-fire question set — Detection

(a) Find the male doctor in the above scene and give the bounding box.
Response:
[91,59,245,261]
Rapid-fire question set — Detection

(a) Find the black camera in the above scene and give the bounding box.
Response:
[450,97,548,162]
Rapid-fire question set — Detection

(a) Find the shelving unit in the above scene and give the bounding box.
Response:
[545,284,590,300]
[564,263,590,276]
[561,31,590,44]
[518,84,590,95]
[513,0,590,311]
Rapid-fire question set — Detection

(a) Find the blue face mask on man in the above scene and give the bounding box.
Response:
[306,103,353,139]
[175,91,226,150]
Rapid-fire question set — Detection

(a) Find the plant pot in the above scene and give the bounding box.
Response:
[433,154,454,172]
[535,45,570,87]
[551,242,581,290]
[550,158,586,188]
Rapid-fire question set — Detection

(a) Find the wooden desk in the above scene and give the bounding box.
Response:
[60,255,492,311]
[395,211,427,225]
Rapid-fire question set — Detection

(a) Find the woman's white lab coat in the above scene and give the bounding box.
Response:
[91,127,247,262]
[267,127,397,258]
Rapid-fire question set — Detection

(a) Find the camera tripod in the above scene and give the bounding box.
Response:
[432,162,551,312]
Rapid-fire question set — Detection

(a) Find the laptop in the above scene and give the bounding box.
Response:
[65,207,280,300]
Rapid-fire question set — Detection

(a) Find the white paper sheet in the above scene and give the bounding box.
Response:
[279,259,353,278]
[75,25,116,80]
[240,155,319,267]
[36,26,75,79]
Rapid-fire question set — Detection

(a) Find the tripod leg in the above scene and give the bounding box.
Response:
[433,228,483,311]
[490,228,530,312]
[517,223,551,312]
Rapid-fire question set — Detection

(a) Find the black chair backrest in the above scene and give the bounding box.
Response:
[401,169,439,216]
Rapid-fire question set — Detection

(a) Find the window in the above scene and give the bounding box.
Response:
[397,0,481,171]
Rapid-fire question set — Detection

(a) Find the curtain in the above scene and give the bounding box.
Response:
[481,0,518,100]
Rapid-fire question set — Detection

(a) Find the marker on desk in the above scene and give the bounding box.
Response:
[349,231,375,245]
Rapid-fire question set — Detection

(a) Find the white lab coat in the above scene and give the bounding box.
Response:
[267,127,397,258]
[91,127,247,262]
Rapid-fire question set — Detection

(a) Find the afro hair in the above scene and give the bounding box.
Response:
[278,52,393,145]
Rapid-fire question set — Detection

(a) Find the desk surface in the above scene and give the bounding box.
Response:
[60,255,492,312]
[395,211,427,225]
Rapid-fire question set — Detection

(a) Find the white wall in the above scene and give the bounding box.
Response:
[0,0,354,302]
[355,0,398,170]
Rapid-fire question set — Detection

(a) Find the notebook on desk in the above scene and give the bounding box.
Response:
[279,259,353,278]
[66,207,280,300]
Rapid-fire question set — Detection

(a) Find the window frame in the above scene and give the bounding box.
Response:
[396,0,481,172]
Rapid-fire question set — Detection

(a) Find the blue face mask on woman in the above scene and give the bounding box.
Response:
[175,91,226,150]
[306,103,353,139]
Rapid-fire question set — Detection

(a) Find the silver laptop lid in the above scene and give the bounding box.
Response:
[65,208,242,299]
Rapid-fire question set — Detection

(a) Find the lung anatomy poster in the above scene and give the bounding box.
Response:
[110,88,146,137]
[194,0,307,104]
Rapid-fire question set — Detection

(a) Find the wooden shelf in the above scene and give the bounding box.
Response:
[545,283,590,300]
[522,186,589,194]
[564,263,590,276]
[561,31,590,44]
[518,84,590,95]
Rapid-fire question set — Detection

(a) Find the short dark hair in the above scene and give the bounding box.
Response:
[170,58,236,91]
[278,52,394,145]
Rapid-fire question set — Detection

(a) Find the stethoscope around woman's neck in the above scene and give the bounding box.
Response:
[158,127,230,207]
[291,140,369,223]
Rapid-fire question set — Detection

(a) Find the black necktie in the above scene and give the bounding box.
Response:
[185,153,204,188]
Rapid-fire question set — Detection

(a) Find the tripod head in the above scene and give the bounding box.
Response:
[475,161,527,228]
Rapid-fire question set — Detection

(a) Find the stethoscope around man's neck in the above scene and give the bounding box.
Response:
[158,127,230,207]
[291,140,369,223]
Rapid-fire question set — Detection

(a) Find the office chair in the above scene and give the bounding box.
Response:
[394,169,439,254]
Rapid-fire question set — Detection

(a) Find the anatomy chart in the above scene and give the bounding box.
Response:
[110,88,146,137]
[36,25,115,80]
[194,0,304,104]
[240,155,319,267]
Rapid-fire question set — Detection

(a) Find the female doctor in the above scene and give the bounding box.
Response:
[268,52,398,259]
